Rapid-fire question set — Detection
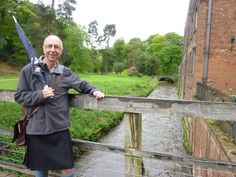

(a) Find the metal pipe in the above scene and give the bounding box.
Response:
[202,0,213,100]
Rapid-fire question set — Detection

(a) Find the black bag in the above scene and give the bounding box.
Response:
[12,106,40,146]
[13,116,28,146]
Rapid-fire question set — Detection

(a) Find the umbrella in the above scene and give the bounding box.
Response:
[12,16,38,64]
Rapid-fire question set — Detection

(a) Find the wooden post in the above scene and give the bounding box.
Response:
[124,113,142,149]
[124,112,146,176]
[232,121,236,144]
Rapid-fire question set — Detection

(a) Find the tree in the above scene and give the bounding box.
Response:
[103,24,116,48]
[158,45,183,76]
[64,24,95,72]
[126,38,144,67]
[56,0,76,23]
[99,48,115,73]
[97,24,116,48]
[136,53,160,76]
[87,20,99,48]
[146,34,167,56]
[0,0,37,67]
[164,32,183,47]
[112,38,126,62]
[145,33,183,77]
[26,4,57,54]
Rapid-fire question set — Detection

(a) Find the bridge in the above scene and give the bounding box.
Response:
[158,76,175,83]
[1,89,236,176]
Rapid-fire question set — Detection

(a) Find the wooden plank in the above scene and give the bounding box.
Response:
[0,129,11,136]
[69,94,236,121]
[0,90,15,102]
[0,160,59,176]
[0,160,33,175]
[1,90,236,120]
[72,139,236,172]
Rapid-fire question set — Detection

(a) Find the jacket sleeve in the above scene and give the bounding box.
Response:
[14,65,45,107]
[65,68,98,94]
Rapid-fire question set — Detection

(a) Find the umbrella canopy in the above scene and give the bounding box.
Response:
[13,16,38,64]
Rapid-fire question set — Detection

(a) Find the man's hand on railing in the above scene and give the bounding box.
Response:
[93,91,105,100]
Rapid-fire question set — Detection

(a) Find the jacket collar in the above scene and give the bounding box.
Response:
[37,55,63,74]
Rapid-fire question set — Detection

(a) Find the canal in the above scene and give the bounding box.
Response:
[76,82,191,176]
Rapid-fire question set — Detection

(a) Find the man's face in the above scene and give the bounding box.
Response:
[43,36,63,63]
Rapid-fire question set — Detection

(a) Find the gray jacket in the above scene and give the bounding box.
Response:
[14,58,97,135]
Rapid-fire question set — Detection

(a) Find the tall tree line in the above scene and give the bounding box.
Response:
[0,0,183,77]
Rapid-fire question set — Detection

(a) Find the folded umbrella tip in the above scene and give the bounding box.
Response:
[12,16,17,23]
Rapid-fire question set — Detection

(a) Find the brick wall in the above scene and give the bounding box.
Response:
[180,0,236,176]
[208,0,236,93]
[189,118,234,177]
[180,0,236,99]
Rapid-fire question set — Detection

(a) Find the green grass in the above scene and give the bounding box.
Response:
[0,134,25,163]
[181,117,191,155]
[0,73,157,96]
[78,73,157,96]
[0,75,18,90]
[0,102,22,129]
[70,109,122,140]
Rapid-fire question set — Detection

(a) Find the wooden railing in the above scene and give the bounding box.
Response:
[1,89,236,176]
[1,90,236,120]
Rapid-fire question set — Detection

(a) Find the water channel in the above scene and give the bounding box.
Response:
[76,82,191,177]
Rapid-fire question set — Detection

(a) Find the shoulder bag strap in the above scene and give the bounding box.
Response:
[53,65,64,89]
[53,75,62,89]
[25,106,41,121]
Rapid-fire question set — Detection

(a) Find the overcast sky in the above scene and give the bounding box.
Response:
[31,0,190,42]
[73,0,190,42]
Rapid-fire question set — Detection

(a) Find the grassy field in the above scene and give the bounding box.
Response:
[78,73,157,96]
[0,75,18,90]
[0,73,156,96]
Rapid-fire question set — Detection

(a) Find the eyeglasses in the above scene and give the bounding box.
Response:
[44,44,62,50]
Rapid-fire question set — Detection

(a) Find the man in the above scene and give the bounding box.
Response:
[14,35,104,177]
